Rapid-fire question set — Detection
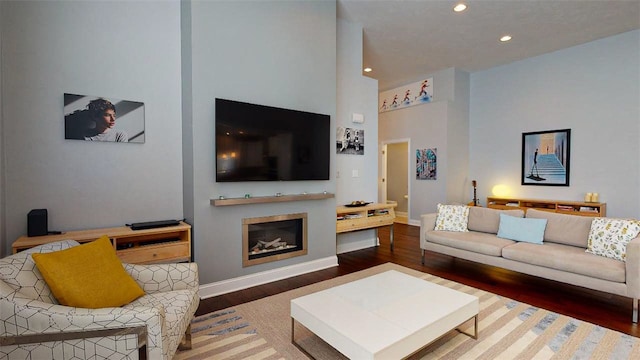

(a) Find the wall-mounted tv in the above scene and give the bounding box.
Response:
[215,98,330,182]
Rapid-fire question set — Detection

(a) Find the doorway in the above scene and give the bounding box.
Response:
[380,140,410,223]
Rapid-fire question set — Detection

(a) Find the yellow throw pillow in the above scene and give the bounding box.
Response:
[32,235,145,308]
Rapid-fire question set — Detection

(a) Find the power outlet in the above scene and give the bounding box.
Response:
[352,169,359,178]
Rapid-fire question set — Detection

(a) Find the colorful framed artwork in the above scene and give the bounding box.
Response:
[416,148,437,180]
[521,129,570,186]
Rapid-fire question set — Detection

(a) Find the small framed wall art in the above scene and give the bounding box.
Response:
[417,148,437,180]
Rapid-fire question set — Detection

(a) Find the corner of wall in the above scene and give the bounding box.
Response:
[0,1,5,256]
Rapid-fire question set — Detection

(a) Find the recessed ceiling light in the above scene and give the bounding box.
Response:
[453,3,467,12]
[364,67,372,72]
[500,35,512,42]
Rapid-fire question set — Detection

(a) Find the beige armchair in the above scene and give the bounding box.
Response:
[0,240,199,359]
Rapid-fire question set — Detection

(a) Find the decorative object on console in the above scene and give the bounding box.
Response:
[344,200,370,207]
[585,192,600,202]
[64,93,145,143]
[521,128,570,186]
[434,204,469,232]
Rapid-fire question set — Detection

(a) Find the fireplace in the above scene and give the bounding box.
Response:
[242,213,307,267]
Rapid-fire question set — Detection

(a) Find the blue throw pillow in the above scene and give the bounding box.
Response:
[497,213,547,244]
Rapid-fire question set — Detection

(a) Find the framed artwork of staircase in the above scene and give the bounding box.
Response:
[521,128,571,186]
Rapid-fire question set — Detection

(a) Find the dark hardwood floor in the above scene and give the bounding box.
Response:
[197,223,639,337]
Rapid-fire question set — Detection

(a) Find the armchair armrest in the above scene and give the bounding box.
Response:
[625,235,640,298]
[1,297,162,336]
[124,262,199,293]
[420,213,437,247]
[1,324,148,359]
[1,296,164,358]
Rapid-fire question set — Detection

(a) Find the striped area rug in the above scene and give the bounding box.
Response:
[174,263,640,359]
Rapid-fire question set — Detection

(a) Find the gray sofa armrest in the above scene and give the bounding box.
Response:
[625,235,640,298]
[420,213,437,248]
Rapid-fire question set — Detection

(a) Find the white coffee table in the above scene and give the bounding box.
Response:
[290,270,478,359]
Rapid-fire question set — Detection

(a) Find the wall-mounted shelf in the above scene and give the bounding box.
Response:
[211,192,334,206]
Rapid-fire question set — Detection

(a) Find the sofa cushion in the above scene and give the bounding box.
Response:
[586,218,640,261]
[497,214,547,244]
[32,235,145,308]
[468,207,524,234]
[426,230,515,256]
[434,204,469,232]
[502,242,625,283]
[525,209,593,248]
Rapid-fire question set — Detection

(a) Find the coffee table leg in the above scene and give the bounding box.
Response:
[457,314,478,340]
[291,317,316,359]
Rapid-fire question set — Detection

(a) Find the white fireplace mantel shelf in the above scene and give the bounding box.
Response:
[211,192,334,206]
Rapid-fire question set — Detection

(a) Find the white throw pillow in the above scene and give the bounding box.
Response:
[434,204,469,232]
[586,218,640,261]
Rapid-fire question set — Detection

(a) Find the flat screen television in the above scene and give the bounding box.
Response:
[215,98,330,182]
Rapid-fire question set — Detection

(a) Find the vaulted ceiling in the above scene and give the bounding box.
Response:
[338,0,640,91]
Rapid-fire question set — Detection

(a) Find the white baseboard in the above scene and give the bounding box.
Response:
[408,218,420,226]
[199,256,338,299]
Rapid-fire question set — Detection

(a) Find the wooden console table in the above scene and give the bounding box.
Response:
[12,222,191,264]
[336,202,397,250]
[487,197,606,217]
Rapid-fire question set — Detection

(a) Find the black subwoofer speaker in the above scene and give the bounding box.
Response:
[27,209,48,237]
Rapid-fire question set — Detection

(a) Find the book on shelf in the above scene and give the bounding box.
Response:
[556,205,575,211]
[579,206,598,213]
[506,202,519,207]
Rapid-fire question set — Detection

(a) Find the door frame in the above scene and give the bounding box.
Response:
[379,138,411,220]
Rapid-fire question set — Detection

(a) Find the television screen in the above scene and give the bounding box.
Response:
[215,98,330,182]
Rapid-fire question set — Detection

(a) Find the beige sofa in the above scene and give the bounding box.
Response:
[420,206,640,322]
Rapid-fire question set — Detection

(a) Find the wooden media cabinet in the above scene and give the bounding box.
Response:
[13,221,191,264]
[487,196,606,217]
[336,202,397,249]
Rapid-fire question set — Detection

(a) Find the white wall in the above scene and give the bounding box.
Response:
[0,2,4,253]
[379,68,470,222]
[185,1,338,285]
[0,1,184,255]
[335,19,380,253]
[470,30,640,218]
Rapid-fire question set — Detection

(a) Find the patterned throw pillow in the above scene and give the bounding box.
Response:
[586,218,640,261]
[434,204,469,232]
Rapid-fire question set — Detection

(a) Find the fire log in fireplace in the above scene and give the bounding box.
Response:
[242,213,307,267]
